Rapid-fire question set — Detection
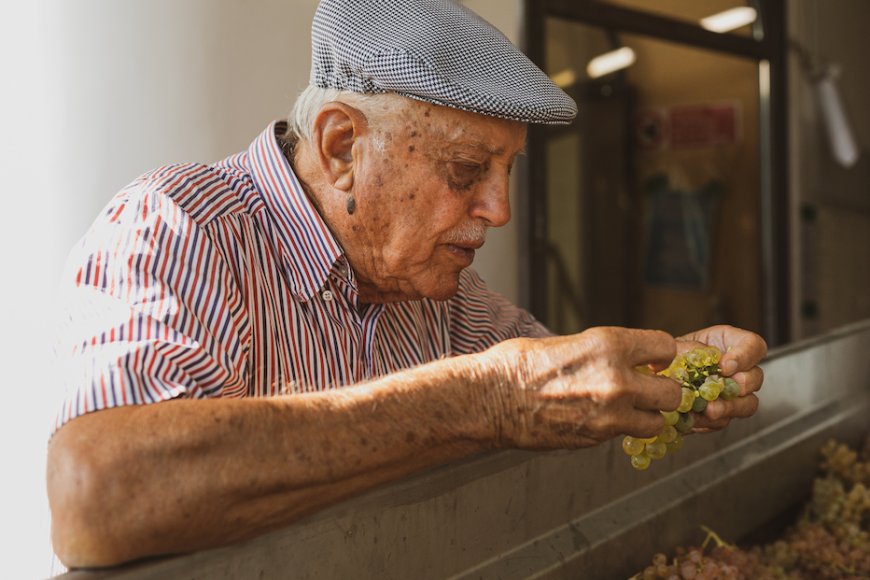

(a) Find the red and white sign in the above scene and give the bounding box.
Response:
[636,101,742,150]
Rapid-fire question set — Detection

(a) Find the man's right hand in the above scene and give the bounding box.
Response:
[481,327,682,450]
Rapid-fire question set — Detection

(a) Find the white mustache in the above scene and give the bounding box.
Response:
[443,222,488,246]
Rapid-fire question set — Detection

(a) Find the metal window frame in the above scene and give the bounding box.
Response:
[522,0,790,347]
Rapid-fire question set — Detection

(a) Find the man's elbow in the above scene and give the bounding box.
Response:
[47,421,130,568]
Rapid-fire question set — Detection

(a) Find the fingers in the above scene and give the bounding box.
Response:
[705,326,768,377]
[621,409,667,439]
[675,339,706,355]
[698,393,760,427]
[731,366,764,395]
[632,373,682,413]
[625,328,677,368]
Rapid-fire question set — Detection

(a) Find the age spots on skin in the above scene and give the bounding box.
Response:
[398,190,417,203]
[408,145,415,153]
[444,159,490,192]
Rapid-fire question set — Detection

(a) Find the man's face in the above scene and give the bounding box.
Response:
[346,101,526,303]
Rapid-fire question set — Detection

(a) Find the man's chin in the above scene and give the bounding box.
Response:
[418,274,461,302]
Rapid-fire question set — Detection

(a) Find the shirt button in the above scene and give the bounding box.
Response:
[321,290,334,302]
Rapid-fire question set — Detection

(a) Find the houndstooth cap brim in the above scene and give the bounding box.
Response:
[310,0,577,125]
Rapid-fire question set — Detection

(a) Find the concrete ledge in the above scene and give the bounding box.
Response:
[59,319,870,579]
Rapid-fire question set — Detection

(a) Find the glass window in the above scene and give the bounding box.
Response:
[541,17,762,337]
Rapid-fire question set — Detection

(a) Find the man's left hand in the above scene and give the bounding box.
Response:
[676,325,768,431]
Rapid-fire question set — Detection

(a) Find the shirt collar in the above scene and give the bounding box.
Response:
[245,121,345,301]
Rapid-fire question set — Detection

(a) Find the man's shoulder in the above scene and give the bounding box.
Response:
[129,157,261,227]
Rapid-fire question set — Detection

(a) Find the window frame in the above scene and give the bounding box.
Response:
[521,0,790,346]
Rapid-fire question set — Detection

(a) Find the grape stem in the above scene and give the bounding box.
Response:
[700,525,735,550]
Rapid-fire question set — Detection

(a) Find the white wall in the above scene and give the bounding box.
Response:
[1,3,58,577]
[1,1,522,576]
[2,1,313,577]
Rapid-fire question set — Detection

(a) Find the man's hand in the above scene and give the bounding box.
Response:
[677,325,767,431]
[483,327,682,449]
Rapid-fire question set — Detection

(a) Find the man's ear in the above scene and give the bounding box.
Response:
[311,102,368,192]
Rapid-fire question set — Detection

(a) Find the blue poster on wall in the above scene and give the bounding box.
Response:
[643,173,723,290]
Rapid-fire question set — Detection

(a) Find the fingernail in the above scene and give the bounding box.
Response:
[722,360,737,375]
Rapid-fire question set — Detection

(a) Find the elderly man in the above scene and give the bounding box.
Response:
[47,0,766,569]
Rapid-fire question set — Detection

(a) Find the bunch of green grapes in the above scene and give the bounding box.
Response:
[622,345,740,470]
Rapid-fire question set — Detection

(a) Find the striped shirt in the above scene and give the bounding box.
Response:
[54,121,546,431]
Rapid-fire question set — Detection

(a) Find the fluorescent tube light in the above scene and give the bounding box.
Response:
[586,47,636,79]
[700,7,758,33]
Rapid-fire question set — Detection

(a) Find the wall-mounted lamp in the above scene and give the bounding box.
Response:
[586,46,636,79]
[700,7,758,33]
[791,40,860,168]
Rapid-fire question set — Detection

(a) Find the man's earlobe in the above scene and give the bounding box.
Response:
[313,103,366,192]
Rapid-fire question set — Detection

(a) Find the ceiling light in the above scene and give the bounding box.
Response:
[586,47,636,79]
[700,7,758,33]
[550,68,577,89]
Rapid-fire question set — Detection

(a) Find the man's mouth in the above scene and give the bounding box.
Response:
[446,241,483,264]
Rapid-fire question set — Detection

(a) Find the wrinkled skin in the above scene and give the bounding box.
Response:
[294,98,525,303]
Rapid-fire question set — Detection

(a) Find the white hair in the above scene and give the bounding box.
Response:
[287,85,412,149]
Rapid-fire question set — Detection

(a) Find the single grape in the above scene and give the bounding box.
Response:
[705,346,722,365]
[658,425,678,444]
[675,412,695,433]
[677,387,696,413]
[662,410,680,426]
[698,378,722,401]
[691,396,708,413]
[686,350,703,367]
[666,434,684,453]
[631,453,652,470]
[622,436,645,456]
[646,440,667,460]
[721,378,740,400]
[680,561,697,579]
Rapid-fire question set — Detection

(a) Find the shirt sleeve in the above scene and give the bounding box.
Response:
[447,268,553,355]
[53,168,250,433]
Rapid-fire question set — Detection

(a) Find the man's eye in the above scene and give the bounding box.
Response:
[449,162,482,181]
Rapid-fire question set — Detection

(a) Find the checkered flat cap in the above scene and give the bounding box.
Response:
[311,0,577,125]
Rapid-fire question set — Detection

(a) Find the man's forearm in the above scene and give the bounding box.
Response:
[47,354,499,568]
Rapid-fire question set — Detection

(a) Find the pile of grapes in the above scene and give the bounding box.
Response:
[622,346,740,470]
[631,434,870,579]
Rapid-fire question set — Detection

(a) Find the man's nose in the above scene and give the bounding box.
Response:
[469,171,511,227]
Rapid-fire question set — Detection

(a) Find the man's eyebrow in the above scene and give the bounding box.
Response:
[439,138,525,158]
